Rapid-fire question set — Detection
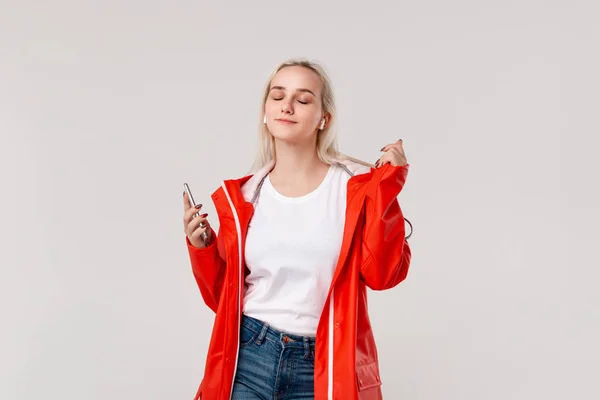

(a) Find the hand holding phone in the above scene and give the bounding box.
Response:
[183,183,211,248]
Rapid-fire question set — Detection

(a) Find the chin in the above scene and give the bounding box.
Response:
[270,128,307,143]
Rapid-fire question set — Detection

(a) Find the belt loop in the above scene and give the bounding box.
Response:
[303,336,310,358]
[256,322,269,345]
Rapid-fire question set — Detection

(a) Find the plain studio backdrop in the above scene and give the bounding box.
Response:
[1,1,599,399]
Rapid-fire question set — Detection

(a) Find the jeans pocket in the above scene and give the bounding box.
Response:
[239,322,260,348]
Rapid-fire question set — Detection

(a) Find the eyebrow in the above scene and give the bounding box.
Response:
[270,86,317,98]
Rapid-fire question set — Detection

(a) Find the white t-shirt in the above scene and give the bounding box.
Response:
[243,165,349,336]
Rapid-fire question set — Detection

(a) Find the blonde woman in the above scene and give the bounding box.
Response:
[183,59,412,400]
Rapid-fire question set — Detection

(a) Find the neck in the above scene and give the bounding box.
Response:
[270,137,329,180]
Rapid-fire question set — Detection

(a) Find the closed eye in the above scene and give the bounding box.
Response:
[272,97,309,105]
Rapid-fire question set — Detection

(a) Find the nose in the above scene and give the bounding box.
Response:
[281,98,293,114]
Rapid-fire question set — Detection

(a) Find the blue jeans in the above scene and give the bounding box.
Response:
[231,314,316,399]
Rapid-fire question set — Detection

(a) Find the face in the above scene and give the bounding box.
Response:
[264,66,327,143]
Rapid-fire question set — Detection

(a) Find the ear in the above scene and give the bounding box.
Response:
[321,113,332,130]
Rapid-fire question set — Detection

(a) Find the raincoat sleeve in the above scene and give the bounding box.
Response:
[360,163,412,290]
[186,227,226,313]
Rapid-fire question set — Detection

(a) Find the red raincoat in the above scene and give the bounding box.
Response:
[186,158,411,399]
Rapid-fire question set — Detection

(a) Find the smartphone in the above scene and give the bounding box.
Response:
[183,183,209,246]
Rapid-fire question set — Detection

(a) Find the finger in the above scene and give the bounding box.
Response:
[388,141,405,153]
[384,152,408,167]
[190,225,208,240]
[375,148,396,165]
[183,192,191,212]
[187,213,209,233]
[376,153,392,168]
[380,139,404,153]
[184,203,203,224]
[380,144,399,154]
[193,213,209,228]
[388,146,405,158]
[380,143,393,152]
[183,191,203,212]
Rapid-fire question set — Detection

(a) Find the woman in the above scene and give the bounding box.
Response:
[183,59,411,400]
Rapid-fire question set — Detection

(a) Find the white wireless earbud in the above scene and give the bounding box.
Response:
[319,119,325,130]
[263,115,267,124]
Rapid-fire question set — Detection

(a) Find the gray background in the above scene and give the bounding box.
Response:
[2,1,599,399]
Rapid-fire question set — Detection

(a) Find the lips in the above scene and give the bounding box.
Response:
[275,119,297,124]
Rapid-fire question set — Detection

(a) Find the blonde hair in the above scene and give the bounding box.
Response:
[250,58,372,172]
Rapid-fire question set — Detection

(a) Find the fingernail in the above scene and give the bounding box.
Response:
[380,147,385,151]
[195,204,202,209]
[200,213,208,218]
